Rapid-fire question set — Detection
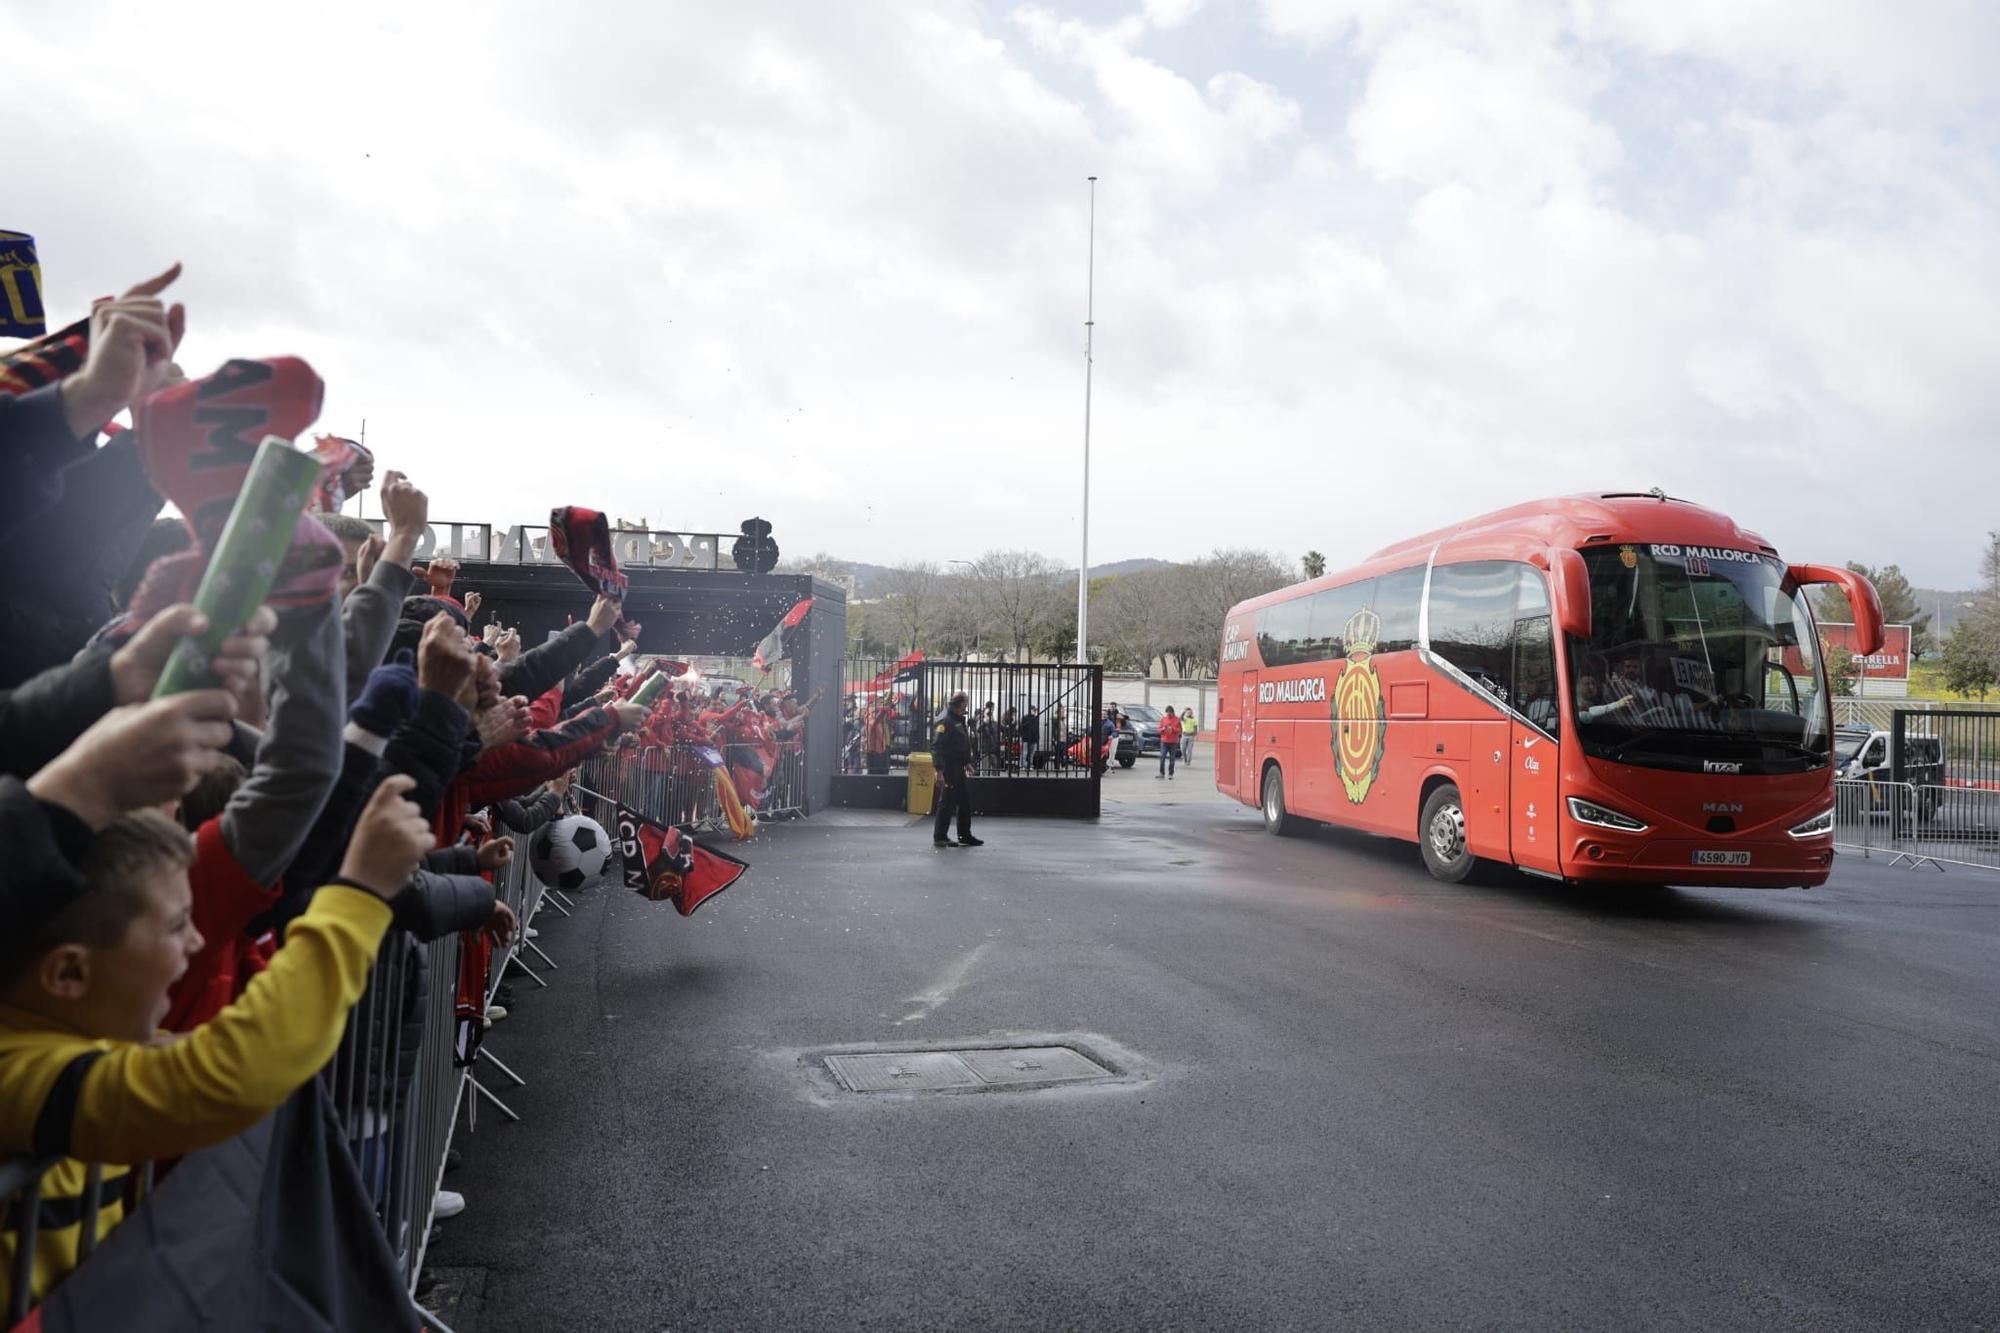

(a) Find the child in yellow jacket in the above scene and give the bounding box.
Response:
[0,776,433,1310]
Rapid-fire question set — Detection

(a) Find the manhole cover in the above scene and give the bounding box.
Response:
[823,1051,981,1092]
[823,1045,1114,1094]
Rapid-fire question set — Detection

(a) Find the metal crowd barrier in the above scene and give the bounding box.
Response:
[1834,779,2000,875]
[328,927,465,1292]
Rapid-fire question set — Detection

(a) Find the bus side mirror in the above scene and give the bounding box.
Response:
[1552,549,1591,640]
[1790,563,1884,655]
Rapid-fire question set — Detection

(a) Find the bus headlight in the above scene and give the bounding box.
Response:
[1566,797,1649,834]
[1788,807,1835,839]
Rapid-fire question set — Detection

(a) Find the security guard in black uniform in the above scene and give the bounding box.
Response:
[931,691,984,848]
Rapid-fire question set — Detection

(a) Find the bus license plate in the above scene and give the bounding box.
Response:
[1693,850,1751,866]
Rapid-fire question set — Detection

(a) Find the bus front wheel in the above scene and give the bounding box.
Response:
[1262,766,1297,837]
[1420,784,1476,883]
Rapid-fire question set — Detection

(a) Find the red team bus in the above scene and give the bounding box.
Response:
[1217,492,1883,889]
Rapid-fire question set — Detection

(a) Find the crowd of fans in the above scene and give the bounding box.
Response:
[0,264,686,1313]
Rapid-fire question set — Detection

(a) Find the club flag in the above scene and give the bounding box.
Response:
[308,434,371,511]
[689,746,757,840]
[752,598,813,670]
[616,803,749,915]
[548,505,627,598]
[845,650,924,694]
[0,230,48,338]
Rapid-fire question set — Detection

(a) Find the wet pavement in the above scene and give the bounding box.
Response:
[436,780,2000,1331]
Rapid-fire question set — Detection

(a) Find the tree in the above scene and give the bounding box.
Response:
[874,562,944,654]
[967,550,1068,659]
[1941,538,2000,699]
[1171,549,1293,676]
[1823,643,1859,696]
[1302,550,1326,580]
[778,550,852,581]
[1813,562,1934,658]
[1940,620,1998,700]
[931,570,984,657]
[1091,568,1180,675]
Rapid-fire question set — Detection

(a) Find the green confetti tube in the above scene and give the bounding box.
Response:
[153,435,322,698]
[631,672,670,707]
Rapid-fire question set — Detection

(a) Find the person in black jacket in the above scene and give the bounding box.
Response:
[1018,706,1041,771]
[930,691,983,848]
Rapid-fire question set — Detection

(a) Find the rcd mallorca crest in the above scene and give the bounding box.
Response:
[1333,608,1386,803]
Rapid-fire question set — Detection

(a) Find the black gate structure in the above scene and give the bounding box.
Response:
[836,658,1103,818]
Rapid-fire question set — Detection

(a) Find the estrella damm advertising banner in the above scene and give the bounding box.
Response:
[1817,622,1913,681]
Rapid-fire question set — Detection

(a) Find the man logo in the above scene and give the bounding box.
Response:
[1333,608,1386,803]
[1703,760,1743,774]
[1701,802,1745,814]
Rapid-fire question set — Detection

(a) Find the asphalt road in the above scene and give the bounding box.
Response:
[437,778,2000,1331]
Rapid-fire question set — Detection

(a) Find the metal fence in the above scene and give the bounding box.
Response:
[1888,709,2000,790]
[840,658,1104,777]
[1,814,581,1327]
[574,742,808,829]
[1834,779,2000,874]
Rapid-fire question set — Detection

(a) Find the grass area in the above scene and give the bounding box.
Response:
[1909,662,1994,703]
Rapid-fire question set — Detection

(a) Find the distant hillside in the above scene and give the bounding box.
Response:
[1091,558,1173,578]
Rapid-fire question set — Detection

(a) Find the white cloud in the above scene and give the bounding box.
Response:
[4,0,1997,590]
[1144,0,1203,29]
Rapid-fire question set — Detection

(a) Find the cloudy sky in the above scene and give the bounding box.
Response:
[15,1,2000,587]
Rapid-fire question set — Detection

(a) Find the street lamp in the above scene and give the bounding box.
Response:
[1076,175,1097,667]
[947,559,980,660]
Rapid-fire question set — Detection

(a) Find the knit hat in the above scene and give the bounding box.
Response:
[348,654,419,742]
[390,596,471,660]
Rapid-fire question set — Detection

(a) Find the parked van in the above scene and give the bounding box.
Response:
[1836,725,1946,819]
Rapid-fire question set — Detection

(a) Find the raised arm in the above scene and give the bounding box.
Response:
[340,471,426,700]
[220,597,346,885]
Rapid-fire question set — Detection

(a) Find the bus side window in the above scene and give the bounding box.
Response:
[1512,567,1558,735]
[1257,598,1312,667]
[1373,566,1425,654]
[1308,579,1375,660]
[1427,561,1519,702]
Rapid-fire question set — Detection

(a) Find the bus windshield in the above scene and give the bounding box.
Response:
[1569,545,1831,774]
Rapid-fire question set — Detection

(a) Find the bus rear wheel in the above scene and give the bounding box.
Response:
[1262,766,1296,837]
[1420,784,1476,883]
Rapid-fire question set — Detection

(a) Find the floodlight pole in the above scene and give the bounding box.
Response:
[1076,176,1097,666]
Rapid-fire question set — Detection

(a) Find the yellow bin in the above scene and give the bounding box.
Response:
[906,752,937,815]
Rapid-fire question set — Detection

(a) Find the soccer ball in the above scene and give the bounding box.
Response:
[529,815,611,890]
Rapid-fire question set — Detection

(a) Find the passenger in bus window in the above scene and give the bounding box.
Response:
[1576,673,1612,721]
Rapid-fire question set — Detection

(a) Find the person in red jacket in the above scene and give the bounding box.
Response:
[1156,706,1183,781]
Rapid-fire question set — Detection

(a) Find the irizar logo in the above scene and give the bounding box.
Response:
[1703,760,1743,774]
[1701,801,1745,813]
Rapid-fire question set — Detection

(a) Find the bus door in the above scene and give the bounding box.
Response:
[1237,673,1259,798]
[1508,596,1562,875]
[1510,719,1561,876]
